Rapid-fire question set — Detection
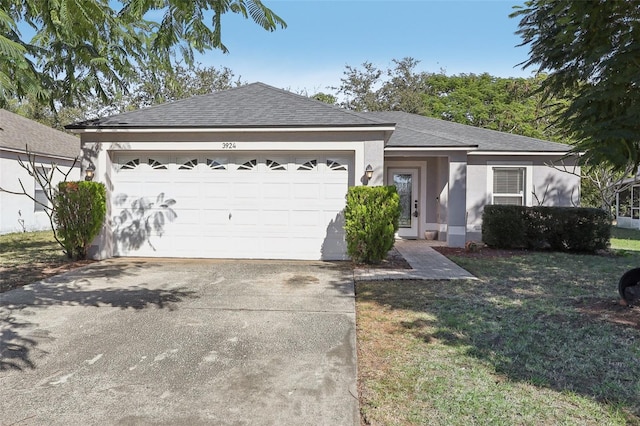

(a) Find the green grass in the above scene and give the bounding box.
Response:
[0,230,66,267]
[357,251,640,425]
[611,227,640,251]
[0,231,70,292]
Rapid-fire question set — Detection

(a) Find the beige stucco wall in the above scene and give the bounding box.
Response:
[384,151,581,245]
[466,154,581,240]
[384,152,461,245]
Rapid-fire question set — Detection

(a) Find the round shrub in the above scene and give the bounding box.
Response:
[344,186,400,264]
[54,181,106,259]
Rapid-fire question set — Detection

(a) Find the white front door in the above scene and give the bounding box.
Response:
[388,168,419,238]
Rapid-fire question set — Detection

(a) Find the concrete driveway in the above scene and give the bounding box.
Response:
[0,259,358,425]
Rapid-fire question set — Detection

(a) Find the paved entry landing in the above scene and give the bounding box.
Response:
[353,240,477,281]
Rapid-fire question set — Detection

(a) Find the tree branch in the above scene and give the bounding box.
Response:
[0,146,78,255]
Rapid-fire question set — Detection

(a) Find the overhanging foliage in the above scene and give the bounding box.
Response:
[512,0,640,172]
[0,0,285,109]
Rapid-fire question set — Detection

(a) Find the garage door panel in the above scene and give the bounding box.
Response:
[261,183,290,199]
[226,236,265,257]
[233,183,260,198]
[112,152,351,260]
[324,182,350,200]
[116,233,175,256]
[293,183,321,199]
[174,197,205,210]
[112,192,141,208]
[136,183,174,199]
[164,182,199,197]
[201,181,231,197]
[290,210,321,227]
[203,210,232,225]
[167,208,199,224]
[144,235,176,251]
[199,226,233,240]
[261,210,290,226]
[230,209,262,226]
[288,238,323,259]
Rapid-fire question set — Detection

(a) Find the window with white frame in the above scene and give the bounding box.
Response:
[631,186,640,219]
[492,167,525,205]
[34,167,51,212]
[617,185,640,219]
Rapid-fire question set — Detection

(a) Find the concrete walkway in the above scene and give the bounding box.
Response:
[353,240,477,281]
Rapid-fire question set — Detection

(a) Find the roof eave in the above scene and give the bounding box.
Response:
[468,150,573,156]
[385,145,478,151]
[0,146,79,161]
[66,123,396,133]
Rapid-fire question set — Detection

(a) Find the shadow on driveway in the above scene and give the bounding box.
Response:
[1,260,198,371]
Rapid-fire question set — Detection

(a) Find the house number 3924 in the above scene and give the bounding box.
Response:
[222,142,237,149]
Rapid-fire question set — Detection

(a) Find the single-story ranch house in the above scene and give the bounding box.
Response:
[67,83,580,260]
[0,109,80,234]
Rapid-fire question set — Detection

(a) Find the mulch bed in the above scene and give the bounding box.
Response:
[353,247,413,270]
[575,300,640,330]
[432,246,530,259]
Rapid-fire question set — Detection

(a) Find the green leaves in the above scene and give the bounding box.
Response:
[421,73,563,140]
[344,186,400,264]
[129,63,241,108]
[513,0,640,172]
[54,181,107,259]
[336,58,568,143]
[0,0,285,109]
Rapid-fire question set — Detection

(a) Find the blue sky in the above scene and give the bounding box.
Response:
[198,0,534,94]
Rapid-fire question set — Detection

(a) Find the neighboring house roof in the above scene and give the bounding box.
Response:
[0,109,80,159]
[67,82,389,129]
[362,111,570,152]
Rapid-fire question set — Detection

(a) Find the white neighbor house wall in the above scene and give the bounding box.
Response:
[466,154,580,240]
[0,150,80,234]
[78,129,387,260]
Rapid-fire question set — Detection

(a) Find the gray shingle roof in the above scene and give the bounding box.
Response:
[67,82,387,129]
[362,111,570,152]
[66,82,570,153]
[0,109,80,159]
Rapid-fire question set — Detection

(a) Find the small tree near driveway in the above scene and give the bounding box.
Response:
[54,181,106,260]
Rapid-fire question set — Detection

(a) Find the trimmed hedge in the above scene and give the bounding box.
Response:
[344,186,400,264]
[482,205,610,252]
[54,181,107,259]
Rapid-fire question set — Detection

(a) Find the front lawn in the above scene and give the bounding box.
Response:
[611,227,640,252]
[0,231,92,293]
[357,251,640,425]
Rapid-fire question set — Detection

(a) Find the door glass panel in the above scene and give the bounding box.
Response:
[394,173,412,228]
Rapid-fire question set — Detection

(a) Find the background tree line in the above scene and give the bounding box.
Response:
[4,63,244,130]
[322,57,616,212]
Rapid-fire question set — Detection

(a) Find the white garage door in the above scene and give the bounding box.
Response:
[111,152,351,260]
